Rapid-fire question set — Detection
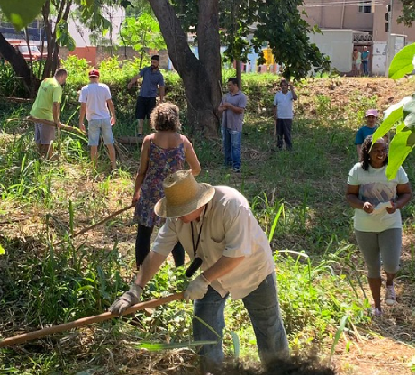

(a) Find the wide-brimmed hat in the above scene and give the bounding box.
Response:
[154,170,215,218]
[365,109,378,117]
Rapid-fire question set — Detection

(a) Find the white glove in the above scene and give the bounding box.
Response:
[184,274,210,300]
[110,284,142,315]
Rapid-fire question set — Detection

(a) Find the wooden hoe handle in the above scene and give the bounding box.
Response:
[26,116,85,136]
[0,292,185,348]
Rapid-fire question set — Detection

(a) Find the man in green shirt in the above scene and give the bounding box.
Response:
[30,68,68,158]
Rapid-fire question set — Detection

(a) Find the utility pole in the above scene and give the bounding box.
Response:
[384,0,393,77]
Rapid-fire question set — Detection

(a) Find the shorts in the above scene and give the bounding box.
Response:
[135,96,156,120]
[88,118,114,146]
[34,122,56,145]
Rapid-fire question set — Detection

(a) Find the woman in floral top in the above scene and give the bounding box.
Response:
[133,103,201,269]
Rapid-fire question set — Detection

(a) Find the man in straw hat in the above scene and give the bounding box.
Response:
[110,170,289,374]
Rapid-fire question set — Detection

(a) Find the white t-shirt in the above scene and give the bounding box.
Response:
[348,163,409,232]
[274,91,294,119]
[79,83,112,121]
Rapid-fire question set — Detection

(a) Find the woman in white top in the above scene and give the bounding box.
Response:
[346,136,412,316]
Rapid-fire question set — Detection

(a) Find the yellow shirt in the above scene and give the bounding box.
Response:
[30,77,62,121]
[151,186,275,299]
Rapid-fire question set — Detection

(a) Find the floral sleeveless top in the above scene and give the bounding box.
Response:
[134,141,185,227]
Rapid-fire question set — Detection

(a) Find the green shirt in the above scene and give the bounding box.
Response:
[30,77,62,121]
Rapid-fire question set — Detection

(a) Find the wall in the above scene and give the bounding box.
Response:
[301,1,373,31]
[372,3,415,43]
[308,29,354,72]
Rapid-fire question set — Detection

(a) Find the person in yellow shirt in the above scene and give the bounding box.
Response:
[30,68,68,158]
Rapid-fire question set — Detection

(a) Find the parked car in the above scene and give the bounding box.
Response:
[6,40,46,61]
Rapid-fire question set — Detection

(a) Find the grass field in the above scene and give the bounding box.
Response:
[0,76,414,374]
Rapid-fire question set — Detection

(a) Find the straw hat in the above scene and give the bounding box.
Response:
[154,170,215,218]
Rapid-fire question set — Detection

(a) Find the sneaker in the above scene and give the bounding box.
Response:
[232,168,241,173]
[371,307,382,317]
[385,284,396,306]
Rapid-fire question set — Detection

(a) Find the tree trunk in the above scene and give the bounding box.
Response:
[42,0,70,79]
[0,32,39,97]
[197,0,223,134]
[149,0,222,138]
[236,60,242,86]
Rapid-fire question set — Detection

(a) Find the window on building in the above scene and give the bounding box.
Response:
[358,1,373,13]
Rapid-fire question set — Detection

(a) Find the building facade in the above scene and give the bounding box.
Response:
[301,0,414,75]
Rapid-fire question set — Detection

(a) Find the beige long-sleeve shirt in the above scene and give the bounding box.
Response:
[151,186,275,299]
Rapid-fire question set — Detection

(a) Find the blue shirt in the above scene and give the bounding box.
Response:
[355,125,377,145]
[139,67,165,97]
[361,51,369,61]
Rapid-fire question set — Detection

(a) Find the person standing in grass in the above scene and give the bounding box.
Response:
[127,55,165,137]
[355,109,378,157]
[361,46,370,76]
[30,68,68,159]
[273,79,297,151]
[111,170,289,374]
[78,69,117,170]
[346,136,412,316]
[132,103,201,270]
[218,77,247,173]
[352,48,361,77]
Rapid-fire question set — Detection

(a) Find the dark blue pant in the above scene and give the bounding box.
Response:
[222,127,241,170]
[362,60,369,76]
[276,119,292,150]
[192,273,289,372]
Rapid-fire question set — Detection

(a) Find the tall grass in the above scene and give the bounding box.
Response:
[1,68,414,373]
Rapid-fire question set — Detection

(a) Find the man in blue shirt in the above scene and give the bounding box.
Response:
[127,55,165,136]
[356,109,378,156]
[361,46,370,76]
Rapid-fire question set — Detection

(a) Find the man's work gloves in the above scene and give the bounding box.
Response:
[110,274,211,316]
[110,284,142,315]
[184,274,210,300]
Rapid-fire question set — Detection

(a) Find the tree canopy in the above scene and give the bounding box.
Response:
[170,0,330,80]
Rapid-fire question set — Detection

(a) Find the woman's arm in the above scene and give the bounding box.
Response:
[132,136,151,204]
[346,184,373,213]
[184,136,201,176]
[387,183,412,214]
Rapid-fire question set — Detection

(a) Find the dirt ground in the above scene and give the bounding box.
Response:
[299,76,412,112]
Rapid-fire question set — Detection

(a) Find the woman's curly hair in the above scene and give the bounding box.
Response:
[150,102,181,132]
[360,135,388,171]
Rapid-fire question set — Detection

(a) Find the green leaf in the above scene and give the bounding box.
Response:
[406,132,415,146]
[386,125,414,179]
[388,43,415,79]
[138,340,217,351]
[230,331,240,358]
[330,315,349,359]
[0,0,47,31]
[0,243,5,255]
[372,106,403,143]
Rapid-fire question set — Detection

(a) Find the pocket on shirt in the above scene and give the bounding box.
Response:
[211,236,225,244]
